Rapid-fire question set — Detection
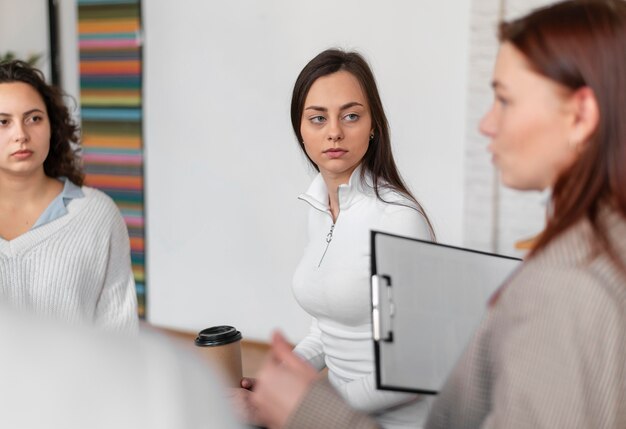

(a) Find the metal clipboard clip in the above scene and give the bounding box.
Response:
[372,274,394,343]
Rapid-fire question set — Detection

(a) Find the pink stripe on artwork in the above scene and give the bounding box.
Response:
[83,153,143,164]
[79,39,139,49]
[123,216,144,227]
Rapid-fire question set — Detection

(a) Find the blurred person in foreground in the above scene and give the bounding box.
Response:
[0,304,242,429]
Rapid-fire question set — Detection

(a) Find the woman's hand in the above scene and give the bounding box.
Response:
[251,331,318,429]
[228,376,262,425]
[228,386,262,425]
[241,376,256,390]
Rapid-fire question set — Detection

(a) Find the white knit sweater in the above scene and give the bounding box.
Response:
[293,168,433,429]
[0,187,138,333]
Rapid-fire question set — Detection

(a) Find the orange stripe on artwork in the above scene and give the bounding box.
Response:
[82,135,142,149]
[130,237,144,251]
[78,19,139,34]
[80,61,141,74]
[85,174,143,189]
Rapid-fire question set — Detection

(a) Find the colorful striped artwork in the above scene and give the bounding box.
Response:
[77,0,145,317]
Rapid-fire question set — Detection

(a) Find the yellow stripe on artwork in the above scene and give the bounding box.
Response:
[81,94,141,106]
[81,89,141,98]
[78,19,140,34]
[133,267,145,282]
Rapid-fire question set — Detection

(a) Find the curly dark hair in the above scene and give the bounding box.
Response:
[0,60,84,185]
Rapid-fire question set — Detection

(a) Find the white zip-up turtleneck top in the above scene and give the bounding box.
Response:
[293,167,433,429]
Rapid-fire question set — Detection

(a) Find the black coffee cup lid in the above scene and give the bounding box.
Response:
[195,325,242,347]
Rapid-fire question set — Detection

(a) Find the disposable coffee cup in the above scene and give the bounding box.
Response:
[195,325,243,388]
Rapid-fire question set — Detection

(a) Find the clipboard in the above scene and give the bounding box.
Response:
[370,231,522,394]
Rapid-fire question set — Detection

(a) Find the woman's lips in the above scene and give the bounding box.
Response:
[324,148,347,159]
[11,149,33,160]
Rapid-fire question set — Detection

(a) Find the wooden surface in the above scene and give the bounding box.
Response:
[142,323,270,377]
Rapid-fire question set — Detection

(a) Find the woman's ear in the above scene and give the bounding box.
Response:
[569,86,599,150]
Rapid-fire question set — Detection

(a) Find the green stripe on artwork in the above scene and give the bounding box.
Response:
[78,4,139,20]
[82,120,141,135]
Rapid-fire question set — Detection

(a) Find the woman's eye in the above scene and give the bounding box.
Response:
[310,116,326,124]
[495,95,509,107]
[344,113,359,122]
[0,119,8,126]
[27,115,44,124]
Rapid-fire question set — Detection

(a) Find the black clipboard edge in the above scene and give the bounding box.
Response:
[370,230,521,394]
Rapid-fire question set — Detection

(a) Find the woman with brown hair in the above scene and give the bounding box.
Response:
[0,60,138,333]
[237,49,435,428]
[247,1,626,428]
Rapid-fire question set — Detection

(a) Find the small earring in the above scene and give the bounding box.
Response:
[369,132,374,140]
[568,138,582,151]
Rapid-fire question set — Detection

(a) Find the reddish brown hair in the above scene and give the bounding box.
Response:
[500,0,626,262]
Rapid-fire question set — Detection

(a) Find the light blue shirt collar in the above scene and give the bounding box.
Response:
[31,178,84,230]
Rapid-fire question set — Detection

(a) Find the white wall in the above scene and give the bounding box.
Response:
[141,1,471,342]
[53,0,576,344]
[32,0,565,342]
[58,0,80,114]
[0,0,51,78]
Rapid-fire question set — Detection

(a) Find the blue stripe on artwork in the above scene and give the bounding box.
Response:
[100,189,144,203]
[80,81,140,90]
[120,208,144,218]
[135,282,145,294]
[79,33,138,41]
[80,76,141,89]
[80,51,140,61]
[131,253,145,265]
[81,107,142,121]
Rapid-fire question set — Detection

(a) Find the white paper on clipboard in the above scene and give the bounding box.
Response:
[371,231,521,394]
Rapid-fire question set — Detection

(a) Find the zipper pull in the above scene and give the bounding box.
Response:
[326,224,335,243]
[318,223,335,268]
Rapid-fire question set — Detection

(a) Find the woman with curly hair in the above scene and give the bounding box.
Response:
[0,60,138,333]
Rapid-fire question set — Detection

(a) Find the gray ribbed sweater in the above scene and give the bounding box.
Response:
[0,187,138,333]
[286,208,626,429]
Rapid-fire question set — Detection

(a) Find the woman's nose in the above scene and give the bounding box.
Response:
[327,119,343,142]
[13,123,29,143]
[479,104,497,138]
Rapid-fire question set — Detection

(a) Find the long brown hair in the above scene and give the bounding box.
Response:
[500,0,626,262]
[0,60,84,186]
[291,49,435,239]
